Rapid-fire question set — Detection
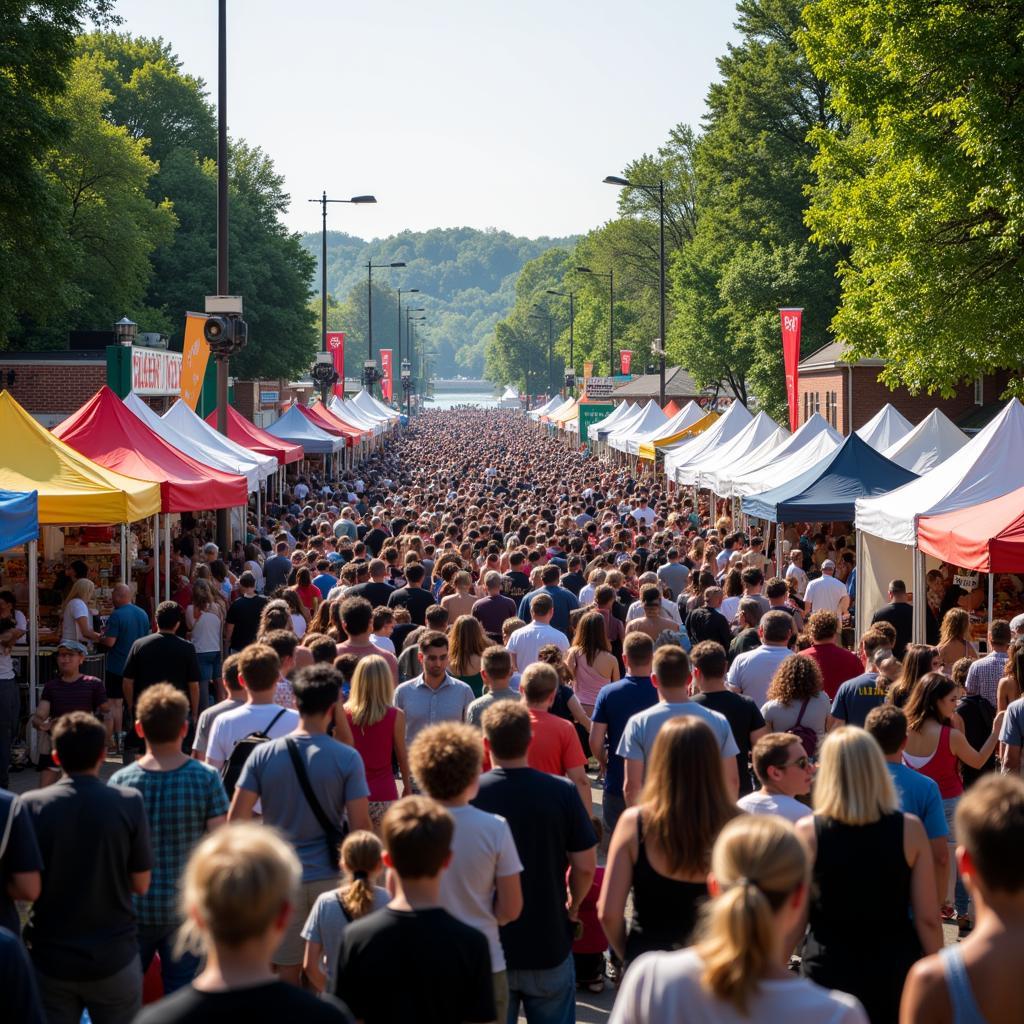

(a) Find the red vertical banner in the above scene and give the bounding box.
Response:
[619,350,633,376]
[779,308,803,431]
[326,332,345,397]
[380,348,393,401]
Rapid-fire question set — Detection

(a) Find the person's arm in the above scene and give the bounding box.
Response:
[332,706,354,747]
[303,939,327,994]
[748,725,769,749]
[589,721,608,766]
[131,871,151,895]
[623,757,644,807]
[566,764,591,814]
[905,814,943,955]
[949,718,1003,769]
[597,809,636,961]
[188,681,199,722]
[31,698,51,731]
[722,755,739,800]
[929,836,949,907]
[7,871,40,903]
[393,709,413,793]
[493,872,523,927]
[1004,744,1022,775]
[566,693,591,732]
[228,787,259,822]
[223,621,234,649]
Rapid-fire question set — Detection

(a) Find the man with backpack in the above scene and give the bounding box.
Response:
[229,664,371,985]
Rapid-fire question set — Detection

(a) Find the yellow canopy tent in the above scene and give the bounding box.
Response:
[638,411,719,460]
[0,391,161,524]
[552,397,581,428]
[541,396,576,423]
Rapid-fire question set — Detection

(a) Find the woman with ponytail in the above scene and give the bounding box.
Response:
[302,831,388,995]
[610,816,868,1023]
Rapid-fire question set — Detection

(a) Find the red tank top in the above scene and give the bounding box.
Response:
[904,725,962,799]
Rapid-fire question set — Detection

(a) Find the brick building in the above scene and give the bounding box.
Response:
[797,341,1010,434]
[0,350,108,427]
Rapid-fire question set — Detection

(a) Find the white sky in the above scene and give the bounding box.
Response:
[110,0,738,240]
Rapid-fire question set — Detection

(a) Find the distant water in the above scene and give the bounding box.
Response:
[427,391,500,409]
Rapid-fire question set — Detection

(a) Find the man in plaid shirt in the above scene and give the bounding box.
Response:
[964,619,1012,708]
[111,684,228,992]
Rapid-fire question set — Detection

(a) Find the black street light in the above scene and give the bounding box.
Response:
[407,312,426,412]
[605,173,666,405]
[529,306,554,397]
[367,260,407,383]
[576,265,615,376]
[397,288,419,365]
[546,287,577,389]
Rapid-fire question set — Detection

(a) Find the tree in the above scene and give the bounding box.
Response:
[801,0,1024,397]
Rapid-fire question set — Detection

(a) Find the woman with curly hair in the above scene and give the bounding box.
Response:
[760,654,830,754]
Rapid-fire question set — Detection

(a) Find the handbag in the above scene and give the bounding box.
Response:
[286,737,345,870]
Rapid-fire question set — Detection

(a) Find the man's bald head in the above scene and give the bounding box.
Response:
[112,582,133,606]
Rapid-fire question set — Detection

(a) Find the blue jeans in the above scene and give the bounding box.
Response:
[138,923,200,995]
[506,952,576,1024]
[196,651,222,710]
[942,796,969,916]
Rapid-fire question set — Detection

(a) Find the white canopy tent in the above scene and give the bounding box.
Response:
[664,402,754,482]
[353,388,399,423]
[700,427,789,496]
[586,401,634,441]
[855,403,913,452]
[881,408,968,474]
[528,396,559,420]
[542,396,577,423]
[335,397,385,435]
[627,401,705,456]
[855,399,1024,642]
[676,411,783,488]
[709,413,841,498]
[597,401,651,443]
[608,402,668,453]
[728,428,842,498]
[162,400,277,484]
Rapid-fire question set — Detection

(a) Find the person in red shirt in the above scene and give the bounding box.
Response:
[801,611,864,700]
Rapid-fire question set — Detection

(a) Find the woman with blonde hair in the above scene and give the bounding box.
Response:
[566,610,619,715]
[936,607,978,674]
[448,614,488,698]
[340,655,410,830]
[599,717,737,965]
[795,727,942,1023]
[61,578,100,644]
[302,830,388,995]
[610,816,868,1024]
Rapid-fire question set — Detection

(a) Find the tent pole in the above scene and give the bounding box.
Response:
[120,524,128,585]
[164,515,171,602]
[987,572,994,644]
[28,538,38,762]
[152,514,160,617]
[855,530,865,650]
[912,547,926,645]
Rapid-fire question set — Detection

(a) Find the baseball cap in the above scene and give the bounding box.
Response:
[822,559,836,570]
[57,639,88,656]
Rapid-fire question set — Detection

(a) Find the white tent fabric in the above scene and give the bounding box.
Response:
[701,427,788,496]
[162,400,276,484]
[675,411,782,487]
[328,396,379,435]
[528,396,559,420]
[354,389,399,422]
[608,402,668,452]
[881,408,969,475]
[542,396,576,423]
[586,401,634,441]
[729,428,842,498]
[626,401,705,456]
[855,403,913,452]
[709,413,840,498]
[124,392,262,491]
[664,402,754,481]
[597,401,650,443]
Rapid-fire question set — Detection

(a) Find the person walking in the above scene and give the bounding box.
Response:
[393,630,474,749]
[98,582,151,754]
[738,732,815,823]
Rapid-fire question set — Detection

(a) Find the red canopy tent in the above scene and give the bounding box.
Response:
[55,387,249,512]
[917,485,1024,572]
[291,402,365,446]
[203,405,303,465]
[662,400,682,418]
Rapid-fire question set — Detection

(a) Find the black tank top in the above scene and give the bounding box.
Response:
[625,813,708,963]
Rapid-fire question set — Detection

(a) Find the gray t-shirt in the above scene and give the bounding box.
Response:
[1000,696,1024,748]
[617,701,739,768]
[440,804,523,972]
[301,884,389,993]
[656,562,690,601]
[466,688,518,728]
[760,691,831,747]
[237,734,370,882]
[192,697,245,757]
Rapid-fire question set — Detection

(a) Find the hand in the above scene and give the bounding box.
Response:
[35,718,51,733]
[566,899,580,923]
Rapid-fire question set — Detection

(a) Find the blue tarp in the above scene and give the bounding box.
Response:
[0,490,38,550]
[742,433,918,523]
[264,406,343,456]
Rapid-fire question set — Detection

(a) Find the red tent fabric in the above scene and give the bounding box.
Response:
[917,485,1024,572]
[662,400,681,417]
[55,387,249,513]
[291,402,364,446]
[204,405,303,465]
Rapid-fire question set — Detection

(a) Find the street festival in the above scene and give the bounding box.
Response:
[1,3,1024,1024]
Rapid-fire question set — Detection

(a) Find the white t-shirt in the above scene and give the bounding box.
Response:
[804,574,848,614]
[294,483,309,499]
[206,702,300,767]
[188,608,223,654]
[440,804,523,972]
[506,621,569,671]
[785,564,808,598]
[61,598,90,643]
[631,507,655,527]
[610,948,867,1024]
[0,609,27,679]
[370,634,396,655]
[626,599,682,625]
[290,614,307,638]
[737,790,809,825]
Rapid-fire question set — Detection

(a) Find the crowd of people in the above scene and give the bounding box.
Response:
[1,405,1023,1024]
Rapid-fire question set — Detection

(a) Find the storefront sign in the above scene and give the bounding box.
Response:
[578,402,615,444]
[132,347,182,396]
[953,573,979,591]
[259,390,279,405]
[585,376,615,398]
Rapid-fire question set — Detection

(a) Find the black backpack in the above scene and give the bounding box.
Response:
[956,694,996,787]
[219,707,288,798]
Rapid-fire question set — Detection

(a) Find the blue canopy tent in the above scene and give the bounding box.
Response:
[0,489,39,550]
[742,433,918,523]
[265,405,344,476]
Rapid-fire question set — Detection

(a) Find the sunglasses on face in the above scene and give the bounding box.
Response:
[783,756,811,770]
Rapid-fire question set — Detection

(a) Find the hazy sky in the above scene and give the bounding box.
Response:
[111,1,738,241]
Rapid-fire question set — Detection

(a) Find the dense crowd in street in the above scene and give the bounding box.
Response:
[2,406,1023,1024]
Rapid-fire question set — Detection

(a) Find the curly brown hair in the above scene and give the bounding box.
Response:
[409,723,482,801]
[766,654,823,705]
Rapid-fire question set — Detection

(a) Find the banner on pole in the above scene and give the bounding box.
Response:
[583,360,594,382]
[380,348,393,401]
[779,308,803,432]
[179,313,211,410]
[326,332,345,397]
[619,350,633,376]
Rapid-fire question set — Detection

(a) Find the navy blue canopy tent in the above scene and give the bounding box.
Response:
[0,489,39,550]
[742,433,918,523]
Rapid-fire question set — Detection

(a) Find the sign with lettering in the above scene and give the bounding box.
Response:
[132,347,182,396]
[953,574,979,592]
[585,376,615,398]
[259,390,279,405]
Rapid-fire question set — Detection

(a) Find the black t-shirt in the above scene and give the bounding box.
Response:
[123,632,200,697]
[21,776,151,980]
[871,601,913,659]
[364,528,389,557]
[390,622,418,654]
[225,594,269,650]
[386,586,436,627]
[692,690,765,796]
[0,793,42,934]
[347,580,395,608]
[136,980,352,1024]
[336,907,494,1024]
[0,928,43,1024]
[501,571,532,604]
[472,766,597,970]
[561,571,586,598]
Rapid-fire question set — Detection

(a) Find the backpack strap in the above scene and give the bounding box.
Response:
[286,737,343,866]
[794,698,810,728]
[257,706,288,740]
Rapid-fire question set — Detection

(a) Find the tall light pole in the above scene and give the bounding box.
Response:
[546,287,576,389]
[367,260,406,381]
[529,306,554,396]
[214,0,230,550]
[605,174,666,405]
[576,266,614,376]
[397,287,419,365]
[408,312,426,414]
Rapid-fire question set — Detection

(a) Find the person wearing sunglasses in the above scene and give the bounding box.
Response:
[738,733,814,824]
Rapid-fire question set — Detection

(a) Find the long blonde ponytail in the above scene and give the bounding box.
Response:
[697,815,807,1013]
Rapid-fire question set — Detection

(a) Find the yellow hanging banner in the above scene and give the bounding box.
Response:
[179,312,211,410]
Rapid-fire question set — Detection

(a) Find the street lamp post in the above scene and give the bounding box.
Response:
[576,266,614,376]
[529,306,554,396]
[408,313,426,414]
[367,260,407,381]
[397,288,419,365]
[546,288,576,390]
[604,174,666,405]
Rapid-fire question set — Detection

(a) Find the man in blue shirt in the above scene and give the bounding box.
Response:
[830,633,894,728]
[588,632,658,833]
[517,563,578,638]
[866,704,950,906]
[99,583,151,751]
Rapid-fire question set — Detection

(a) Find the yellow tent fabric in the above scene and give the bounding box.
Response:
[0,391,162,524]
[638,411,719,460]
[541,397,575,423]
[552,398,581,426]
